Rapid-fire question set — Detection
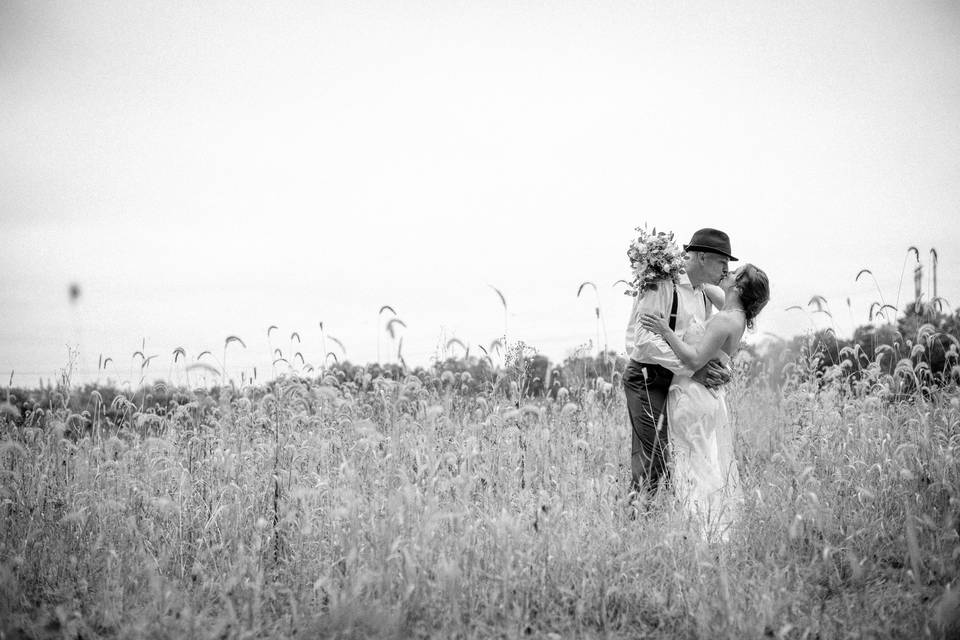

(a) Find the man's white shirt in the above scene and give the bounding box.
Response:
[624,273,713,376]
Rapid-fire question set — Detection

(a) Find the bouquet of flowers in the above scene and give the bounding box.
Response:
[625,226,687,296]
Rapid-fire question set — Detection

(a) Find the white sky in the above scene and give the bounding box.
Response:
[2,1,959,385]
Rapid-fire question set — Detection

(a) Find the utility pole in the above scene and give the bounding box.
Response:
[931,248,938,300]
[914,263,923,303]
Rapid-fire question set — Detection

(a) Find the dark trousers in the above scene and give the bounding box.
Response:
[623,359,673,495]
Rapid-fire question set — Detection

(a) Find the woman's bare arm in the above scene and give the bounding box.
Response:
[639,312,737,371]
[703,284,725,311]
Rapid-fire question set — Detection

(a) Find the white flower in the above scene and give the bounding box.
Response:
[625,225,686,296]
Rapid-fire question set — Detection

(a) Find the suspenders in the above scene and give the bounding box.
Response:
[668,286,679,331]
[667,285,709,331]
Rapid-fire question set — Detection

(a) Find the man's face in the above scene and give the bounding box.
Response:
[701,252,729,285]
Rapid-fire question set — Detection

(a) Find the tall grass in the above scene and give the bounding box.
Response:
[1,348,958,638]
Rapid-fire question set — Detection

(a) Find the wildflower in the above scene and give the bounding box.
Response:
[625,225,687,296]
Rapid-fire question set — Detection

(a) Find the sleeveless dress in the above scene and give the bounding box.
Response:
[666,317,743,540]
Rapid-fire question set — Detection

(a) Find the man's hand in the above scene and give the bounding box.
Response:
[691,359,731,389]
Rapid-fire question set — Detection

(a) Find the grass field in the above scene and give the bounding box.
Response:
[1,349,959,639]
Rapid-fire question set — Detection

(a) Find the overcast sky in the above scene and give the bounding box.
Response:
[2,1,959,386]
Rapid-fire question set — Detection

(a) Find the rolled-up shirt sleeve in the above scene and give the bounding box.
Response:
[624,282,693,376]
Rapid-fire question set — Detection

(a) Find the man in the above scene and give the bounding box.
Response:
[623,228,737,499]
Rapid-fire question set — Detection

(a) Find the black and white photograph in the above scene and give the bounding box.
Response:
[2,2,959,638]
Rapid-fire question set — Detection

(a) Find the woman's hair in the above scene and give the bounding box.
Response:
[735,263,770,329]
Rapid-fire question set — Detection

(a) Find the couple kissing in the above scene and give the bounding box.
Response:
[623,228,770,539]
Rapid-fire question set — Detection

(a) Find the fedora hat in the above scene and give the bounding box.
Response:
[684,228,738,261]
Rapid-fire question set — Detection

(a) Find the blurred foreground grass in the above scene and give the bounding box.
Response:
[1,356,958,639]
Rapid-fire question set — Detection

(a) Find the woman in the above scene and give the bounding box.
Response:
[640,263,769,539]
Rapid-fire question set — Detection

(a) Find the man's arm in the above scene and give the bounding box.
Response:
[626,283,691,376]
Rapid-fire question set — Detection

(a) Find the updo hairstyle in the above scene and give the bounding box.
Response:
[735,263,769,330]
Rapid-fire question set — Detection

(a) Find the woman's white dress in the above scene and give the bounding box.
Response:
[667,317,743,539]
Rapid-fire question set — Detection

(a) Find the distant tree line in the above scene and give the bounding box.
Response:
[745,301,960,394]
[3,302,958,433]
